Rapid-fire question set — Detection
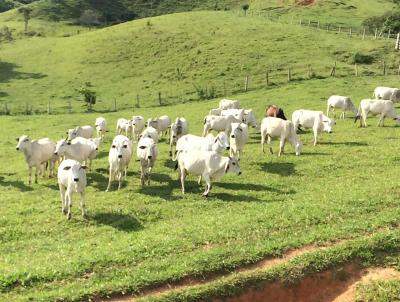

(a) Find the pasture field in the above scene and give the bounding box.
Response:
[1,10,398,113]
[1,75,400,301]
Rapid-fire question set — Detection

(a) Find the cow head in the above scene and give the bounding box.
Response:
[322,116,335,133]
[16,135,30,151]
[225,157,241,175]
[213,132,230,152]
[63,162,87,183]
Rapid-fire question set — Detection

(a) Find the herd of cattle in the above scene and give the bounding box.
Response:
[14,86,400,219]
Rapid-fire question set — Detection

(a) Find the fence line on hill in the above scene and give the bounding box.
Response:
[233,9,400,42]
[1,61,400,116]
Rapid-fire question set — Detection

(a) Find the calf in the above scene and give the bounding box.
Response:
[95,117,107,141]
[219,99,240,110]
[106,135,133,191]
[261,117,302,156]
[326,95,358,119]
[131,115,145,141]
[203,115,241,136]
[116,118,133,138]
[136,137,158,186]
[54,137,97,169]
[374,86,400,102]
[292,110,335,146]
[57,159,87,219]
[67,125,93,141]
[176,150,241,196]
[265,105,287,120]
[147,115,171,137]
[169,117,189,156]
[229,123,249,159]
[16,135,58,184]
[355,99,400,127]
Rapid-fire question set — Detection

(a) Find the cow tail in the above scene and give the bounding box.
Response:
[172,150,182,162]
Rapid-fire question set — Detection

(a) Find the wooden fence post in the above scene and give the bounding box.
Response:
[317,20,320,29]
[307,65,312,79]
[338,26,341,33]
[362,27,366,40]
[388,29,391,39]
[326,24,329,32]
[158,92,162,105]
[244,75,249,92]
[266,70,269,86]
[290,16,293,24]
[330,61,336,77]
[299,19,302,25]
[308,19,311,27]
[374,28,378,39]
[383,61,386,76]
[349,27,352,37]
[354,64,358,76]
[396,33,400,50]
[398,64,400,76]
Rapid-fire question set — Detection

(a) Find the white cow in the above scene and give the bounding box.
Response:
[292,110,335,146]
[106,135,133,191]
[176,150,241,196]
[136,137,158,186]
[57,159,87,219]
[54,137,97,169]
[219,99,241,110]
[16,135,58,184]
[326,95,358,119]
[169,117,189,156]
[356,99,400,127]
[243,109,258,128]
[175,132,230,159]
[147,115,171,137]
[95,117,107,141]
[140,126,159,143]
[261,117,302,156]
[209,108,222,116]
[229,123,249,159]
[373,86,400,102]
[221,109,245,121]
[116,118,133,138]
[67,125,93,141]
[203,115,241,136]
[131,115,145,141]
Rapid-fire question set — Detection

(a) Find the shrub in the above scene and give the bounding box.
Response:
[350,52,374,65]
[363,11,400,32]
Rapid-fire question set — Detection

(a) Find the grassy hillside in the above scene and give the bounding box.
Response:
[1,10,398,113]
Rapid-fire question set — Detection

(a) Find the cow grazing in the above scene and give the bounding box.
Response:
[219,99,241,110]
[169,117,189,156]
[221,109,245,121]
[95,117,107,141]
[292,110,335,146]
[16,135,58,184]
[203,115,241,136]
[176,150,241,196]
[131,115,145,141]
[116,118,133,138]
[106,135,133,191]
[229,123,249,159]
[326,95,358,119]
[147,115,171,137]
[265,105,287,120]
[175,132,230,160]
[136,137,158,186]
[54,137,98,169]
[140,126,159,143]
[261,117,302,156]
[67,125,94,141]
[374,86,400,102]
[243,109,258,128]
[355,99,400,127]
[57,159,87,219]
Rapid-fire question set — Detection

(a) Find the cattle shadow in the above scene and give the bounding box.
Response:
[210,192,264,202]
[88,172,109,191]
[260,162,296,176]
[90,212,143,232]
[163,158,177,169]
[318,141,368,147]
[0,176,33,192]
[300,152,332,156]
[43,183,59,191]
[138,173,182,201]
[0,62,47,83]
[214,181,290,194]
[96,151,108,159]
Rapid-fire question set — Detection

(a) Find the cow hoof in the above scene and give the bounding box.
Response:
[62,208,68,215]
[67,214,71,220]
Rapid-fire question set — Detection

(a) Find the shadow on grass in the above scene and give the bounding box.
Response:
[138,173,182,201]
[88,172,109,191]
[96,151,109,159]
[0,176,33,192]
[0,62,47,83]
[318,141,368,147]
[260,162,296,176]
[91,212,143,232]
[210,192,264,202]
[44,183,59,191]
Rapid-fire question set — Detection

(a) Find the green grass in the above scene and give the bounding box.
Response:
[1,10,398,113]
[2,74,400,300]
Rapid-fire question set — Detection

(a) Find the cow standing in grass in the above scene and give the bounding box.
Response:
[373,86,400,102]
[95,117,107,141]
[169,117,189,156]
[67,125,94,141]
[355,99,400,127]
[326,95,358,119]
[137,137,158,186]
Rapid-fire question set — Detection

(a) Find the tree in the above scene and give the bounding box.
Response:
[242,4,249,16]
[78,9,101,27]
[78,82,96,111]
[18,6,32,33]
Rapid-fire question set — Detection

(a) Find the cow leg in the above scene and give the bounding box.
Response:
[278,139,285,157]
[261,133,265,153]
[66,190,72,220]
[312,127,318,146]
[202,174,211,197]
[117,171,122,190]
[180,168,186,194]
[140,165,145,186]
[341,111,345,119]
[198,175,202,185]
[378,114,385,127]
[80,192,86,218]
[59,184,67,214]
[106,168,113,192]
[147,166,153,185]
[34,165,39,184]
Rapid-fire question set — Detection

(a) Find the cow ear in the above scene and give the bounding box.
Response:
[224,161,230,173]
[63,166,71,170]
